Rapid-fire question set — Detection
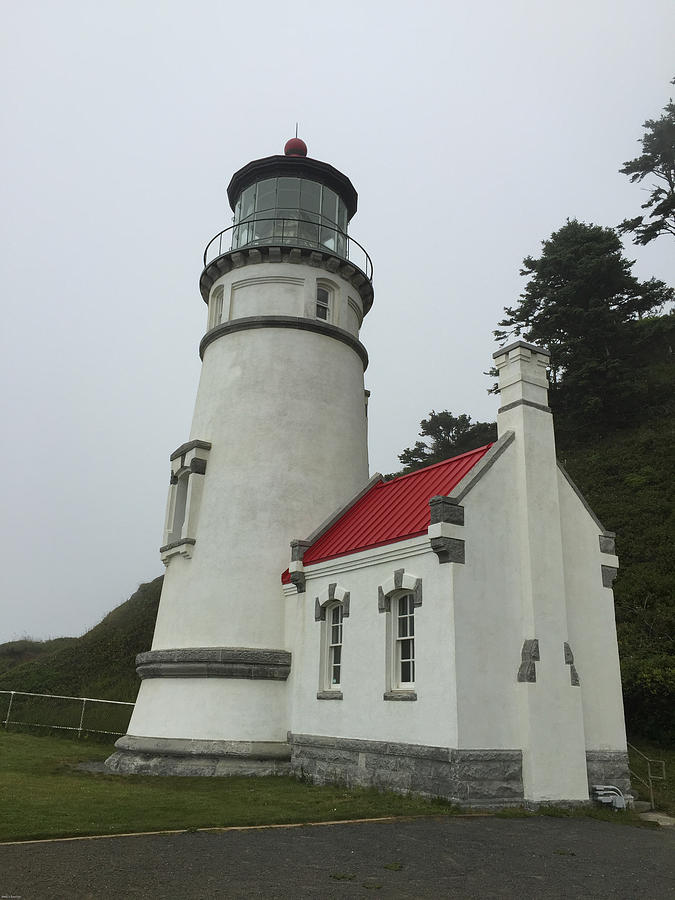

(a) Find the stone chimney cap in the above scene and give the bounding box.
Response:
[492,340,550,360]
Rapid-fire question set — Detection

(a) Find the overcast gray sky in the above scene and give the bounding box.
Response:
[1,0,673,644]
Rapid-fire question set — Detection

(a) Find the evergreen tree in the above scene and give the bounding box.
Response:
[619,79,675,245]
[494,220,672,431]
[397,411,496,474]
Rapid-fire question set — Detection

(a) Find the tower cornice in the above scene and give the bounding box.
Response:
[200,244,374,315]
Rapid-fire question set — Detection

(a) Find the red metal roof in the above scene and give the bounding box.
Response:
[281,445,491,580]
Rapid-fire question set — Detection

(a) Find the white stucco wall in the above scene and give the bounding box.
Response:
[128,677,288,742]
[451,457,523,750]
[131,260,371,746]
[152,263,369,652]
[206,263,364,337]
[286,539,459,748]
[558,471,627,751]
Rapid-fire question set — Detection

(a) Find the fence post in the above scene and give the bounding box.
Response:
[4,691,14,729]
[78,698,87,739]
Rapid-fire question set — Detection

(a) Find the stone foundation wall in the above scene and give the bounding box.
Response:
[289,733,524,807]
[585,750,631,797]
[105,735,291,777]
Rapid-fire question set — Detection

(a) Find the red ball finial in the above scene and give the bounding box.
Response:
[284,137,308,157]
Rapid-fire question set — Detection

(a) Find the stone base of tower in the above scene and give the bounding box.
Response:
[105,736,291,777]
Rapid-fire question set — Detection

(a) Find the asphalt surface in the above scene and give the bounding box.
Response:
[1,815,674,899]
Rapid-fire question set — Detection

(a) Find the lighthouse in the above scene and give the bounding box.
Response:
[108,139,374,774]
[108,140,629,808]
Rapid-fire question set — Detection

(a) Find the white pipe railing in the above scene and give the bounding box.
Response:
[0,690,134,738]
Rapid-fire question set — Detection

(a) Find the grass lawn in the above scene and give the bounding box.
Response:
[0,732,664,843]
[0,732,457,842]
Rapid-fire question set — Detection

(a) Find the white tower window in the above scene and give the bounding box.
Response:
[209,286,224,329]
[316,286,331,321]
[169,470,190,544]
[161,439,211,563]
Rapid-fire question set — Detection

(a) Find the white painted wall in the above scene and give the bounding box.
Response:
[286,539,459,749]
[127,677,288,742]
[130,260,371,745]
[558,472,627,751]
[206,263,364,337]
[452,461,523,750]
[494,344,589,801]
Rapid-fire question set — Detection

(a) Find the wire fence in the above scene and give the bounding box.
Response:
[0,690,134,739]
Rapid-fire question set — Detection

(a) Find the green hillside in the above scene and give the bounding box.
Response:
[0,637,77,676]
[0,576,162,702]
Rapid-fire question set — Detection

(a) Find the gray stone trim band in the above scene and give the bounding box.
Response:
[563,642,580,686]
[517,639,540,683]
[601,565,619,588]
[599,533,616,554]
[170,439,212,462]
[498,398,551,415]
[492,340,550,359]
[288,733,524,806]
[199,316,369,370]
[557,461,607,532]
[429,495,464,525]
[289,571,306,593]
[135,647,291,681]
[113,735,291,759]
[106,736,291,777]
[383,691,417,701]
[450,431,515,503]
[290,539,312,562]
[159,538,196,553]
[316,691,343,700]
[430,536,465,564]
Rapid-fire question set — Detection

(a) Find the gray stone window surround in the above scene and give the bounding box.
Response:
[160,439,212,562]
[378,569,421,701]
[314,582,350,700]
[563,642,580,686]
[517,639,540,683]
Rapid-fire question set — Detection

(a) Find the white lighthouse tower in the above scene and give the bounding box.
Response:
[108,138,374,774]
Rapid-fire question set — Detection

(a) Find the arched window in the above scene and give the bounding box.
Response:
[316,285,331,321]
[326,602,344,688]
[209,285,224,329]
[394,593,415,687]
[314,582,350,699]
[378,569,422,700]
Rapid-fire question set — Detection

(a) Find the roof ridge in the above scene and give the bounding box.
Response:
[384,443,493,485]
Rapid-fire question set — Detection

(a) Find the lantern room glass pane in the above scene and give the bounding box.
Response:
[277,177,300,209]
[255,178,276,212]
[301,180,321,214]
[241,185,255,220]
[321,187,338,224]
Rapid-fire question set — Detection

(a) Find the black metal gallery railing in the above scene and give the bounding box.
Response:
[203,217,373,282]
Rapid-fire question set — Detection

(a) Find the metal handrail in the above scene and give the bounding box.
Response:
[203,217,373,281]
[1,689,134,739]
[627,741,666,810]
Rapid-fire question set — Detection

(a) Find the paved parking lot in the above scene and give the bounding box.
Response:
[1,815,674,899]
